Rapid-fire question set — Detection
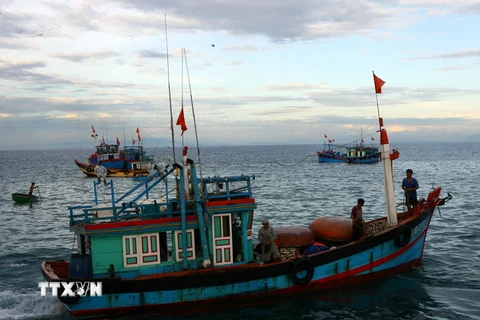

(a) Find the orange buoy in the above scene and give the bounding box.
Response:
[274,226,315,247]
[308,216,353,242]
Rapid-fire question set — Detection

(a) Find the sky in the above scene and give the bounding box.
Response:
[1,0,480,150]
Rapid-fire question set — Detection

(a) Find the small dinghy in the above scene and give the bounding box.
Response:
[12,193,39,204]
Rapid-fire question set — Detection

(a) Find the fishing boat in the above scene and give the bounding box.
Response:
[41,118,452,317]
[12,193,38,203]
[317,143,346,163]
[75,126,156,178]
[345,144,381,164]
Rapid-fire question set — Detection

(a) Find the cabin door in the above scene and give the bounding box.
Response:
[212,214,233,266]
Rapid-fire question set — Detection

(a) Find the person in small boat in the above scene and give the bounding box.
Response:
[350,198,365,241]
[402,169,419,209]
[258,219,281,263]
[29,182,38,197]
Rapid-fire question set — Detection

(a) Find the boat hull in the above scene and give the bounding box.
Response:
[42,208,434,318]
[12,193,38,203]
[346,156,381,164]
[75,160,149,177]
[317,152,345,163]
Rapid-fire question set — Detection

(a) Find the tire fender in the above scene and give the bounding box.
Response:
[291,257,314,285]
[394,225,412,247]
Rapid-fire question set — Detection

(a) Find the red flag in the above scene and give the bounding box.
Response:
[137,133,141,142]
[328,139,332,143]
[132,138,136,145]
[116,137,120,145]
[373,74,385,94]
[176,106,188,136]
[324,134,328,138]
[361,139,364,143]
[91,125,98,138]
[136,127,140,134]
[371,137,375,141]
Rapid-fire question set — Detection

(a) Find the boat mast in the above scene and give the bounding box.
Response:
[373,71,397,226]
[180,48,190,199]
[183,48,203,180]
[164,14,176,163]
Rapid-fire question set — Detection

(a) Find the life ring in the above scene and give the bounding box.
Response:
[57,281,81,304]
[291,257,314,285]
[394,225,412,247]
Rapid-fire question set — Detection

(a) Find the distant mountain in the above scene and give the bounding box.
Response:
[462,134,480,142]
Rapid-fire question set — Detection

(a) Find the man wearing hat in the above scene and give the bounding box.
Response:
[257,219,281,263]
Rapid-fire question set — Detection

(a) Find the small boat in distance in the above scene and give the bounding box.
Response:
[75,126,156,177]
[12,193,38,204]
[317,143,346,163]
[345,144,381,164]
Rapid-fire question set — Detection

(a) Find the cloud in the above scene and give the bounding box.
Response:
[52,50,119,63]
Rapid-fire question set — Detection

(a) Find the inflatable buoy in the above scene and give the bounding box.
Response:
[291,257,314,285]
[309,216,353,242]
[274,226,315,247]
[394,225,412,247]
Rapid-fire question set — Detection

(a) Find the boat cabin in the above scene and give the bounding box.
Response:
[67,161,256,279]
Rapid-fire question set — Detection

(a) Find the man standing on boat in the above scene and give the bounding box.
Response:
[402,169,419,209]
[351,198,365,241]
[258,219,281,263]
[29,182,38,197]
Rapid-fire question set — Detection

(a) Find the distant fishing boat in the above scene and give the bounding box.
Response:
[317,143,346,163]
[345,144,381,164]
[75,126,156,178]
[11,193,38,203]
[41,72,453,318]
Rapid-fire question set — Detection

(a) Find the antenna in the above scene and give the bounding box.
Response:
[183,48,203,179]
[165,14,176,163]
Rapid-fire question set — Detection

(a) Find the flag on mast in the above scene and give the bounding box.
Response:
[136,127,141,142]
[116,137,120,145]
[176,106,188,136]
[91,125,98,138]
[373,73,385,94]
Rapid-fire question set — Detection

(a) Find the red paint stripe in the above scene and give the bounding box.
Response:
[205,198,255,207]
[313,226,428,284]
[85,215,198,231]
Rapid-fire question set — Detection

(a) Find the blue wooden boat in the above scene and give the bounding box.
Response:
[41,121,452,318]
[317,144,346,163]
[345,144,381,164]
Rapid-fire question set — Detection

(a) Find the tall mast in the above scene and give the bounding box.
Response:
[373,71,397,226]
[183,48,203,179]
[165,14,176,163]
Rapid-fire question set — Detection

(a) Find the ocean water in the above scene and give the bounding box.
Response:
[0,142,479,320]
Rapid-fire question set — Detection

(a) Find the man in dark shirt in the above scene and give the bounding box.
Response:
[402,169,419,209]
[351,198,365,241]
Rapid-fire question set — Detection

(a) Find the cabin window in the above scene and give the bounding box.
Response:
[174,229,196,261]
[122,233,161,267]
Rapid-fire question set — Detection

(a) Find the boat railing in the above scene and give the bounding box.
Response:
[68,198,199,226]
[202,175,255,201]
